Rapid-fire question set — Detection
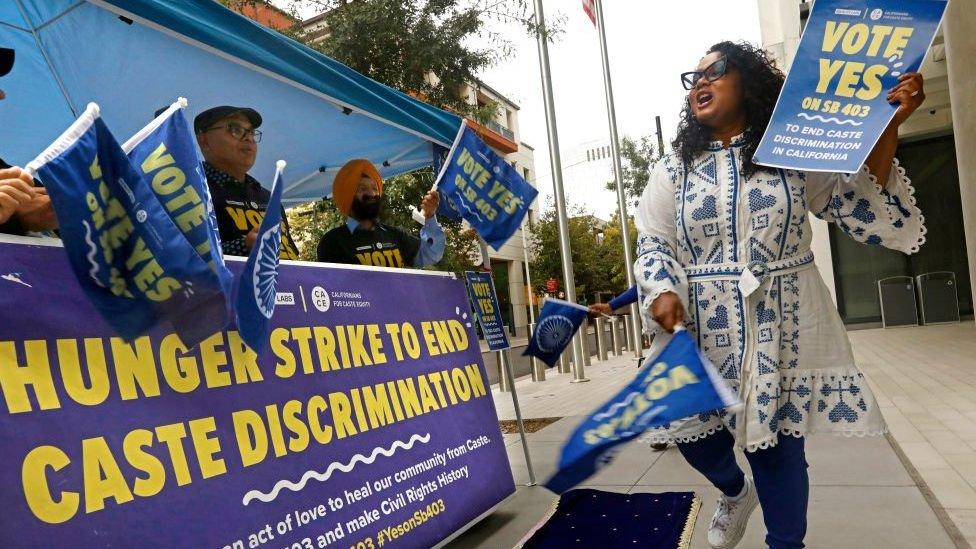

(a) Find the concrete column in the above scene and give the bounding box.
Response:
[944,9,976,310]
[507,259,529,337]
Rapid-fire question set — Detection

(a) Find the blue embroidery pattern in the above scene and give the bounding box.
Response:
[636,149,916,447]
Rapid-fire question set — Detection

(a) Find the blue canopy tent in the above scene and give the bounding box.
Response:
[0,0,462,204]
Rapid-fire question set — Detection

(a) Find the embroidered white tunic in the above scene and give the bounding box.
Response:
[635,136,925,452]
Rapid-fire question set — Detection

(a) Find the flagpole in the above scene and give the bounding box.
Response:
[520,219,544,381]
[533,0,588,383]
[594,0,642,359]
[479,237,537,486]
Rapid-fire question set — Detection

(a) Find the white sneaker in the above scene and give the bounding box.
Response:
[707,476,759,549]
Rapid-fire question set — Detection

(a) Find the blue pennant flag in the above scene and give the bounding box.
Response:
[523,298,589,367]
[26,103,227,345]
[434,124,538,249]
[545,329,740,493]
[432,144,462,222]
[436,188,464,222]
[122,98,235,342]
[235,160,286,352]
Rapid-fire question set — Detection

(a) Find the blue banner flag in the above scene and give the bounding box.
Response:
[122,98,235,341]
[523,298,589,367]
[545,329,739,493]
[434,124,538,249]
[235,160,286,351]
[436,188,465,222]
[465,271,510,350]
[433,144,463,221]
[754,0,947,172]
[26,103,227,345]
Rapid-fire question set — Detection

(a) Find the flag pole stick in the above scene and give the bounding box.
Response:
[479,237,536,486]
[594,0,643,359]
[533,0,588,382]
[520,219,545,382]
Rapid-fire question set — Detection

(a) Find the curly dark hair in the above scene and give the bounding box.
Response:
[672,41,785,179]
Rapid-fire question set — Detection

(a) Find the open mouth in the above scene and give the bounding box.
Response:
[696,91,713,109]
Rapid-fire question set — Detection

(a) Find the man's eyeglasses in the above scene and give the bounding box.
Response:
[680,56,729,91]
[206,123,262,143]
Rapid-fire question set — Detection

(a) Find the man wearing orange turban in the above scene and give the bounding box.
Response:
[316,159,444,268]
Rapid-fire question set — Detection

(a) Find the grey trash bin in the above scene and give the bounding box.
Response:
[917,271,960,325]
[878,276,919,328]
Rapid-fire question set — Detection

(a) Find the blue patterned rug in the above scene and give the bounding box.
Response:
[516,489,700,549]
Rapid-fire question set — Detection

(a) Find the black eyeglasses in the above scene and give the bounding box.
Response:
[206,123,262,143]
[680,56,729,90]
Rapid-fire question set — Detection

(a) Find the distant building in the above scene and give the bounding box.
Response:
[225,0,295,29]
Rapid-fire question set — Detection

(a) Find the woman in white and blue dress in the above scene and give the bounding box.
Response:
[635,42,927,549]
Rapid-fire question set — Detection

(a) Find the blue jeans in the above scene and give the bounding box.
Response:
[676,429,809,549]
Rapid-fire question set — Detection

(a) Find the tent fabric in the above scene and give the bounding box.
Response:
[0,0,462,204]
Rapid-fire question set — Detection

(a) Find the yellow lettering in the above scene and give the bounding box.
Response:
[22,445,78,524]
[82,436,134,513]
[0,340,61,413]
[112,337,160,400]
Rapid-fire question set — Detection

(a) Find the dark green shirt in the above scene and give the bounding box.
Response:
[316,221,422,268]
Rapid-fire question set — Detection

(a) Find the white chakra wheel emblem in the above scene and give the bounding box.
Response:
[253,223,281,318]
[536,315,575,353]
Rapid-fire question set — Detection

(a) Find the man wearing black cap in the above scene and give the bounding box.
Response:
[0,47,58,236]
[195,105,299,259]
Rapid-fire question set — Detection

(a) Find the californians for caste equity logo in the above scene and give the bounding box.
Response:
[311,286,331,312]
[536,315,576,353]
[253,223,282,318]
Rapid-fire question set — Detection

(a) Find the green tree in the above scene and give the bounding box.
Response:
[597,211,638,292]
[279,0,560,120]
[527,202,610,304]
[605,135,658,208]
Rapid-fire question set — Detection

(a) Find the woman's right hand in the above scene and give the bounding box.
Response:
[650,291,685,333]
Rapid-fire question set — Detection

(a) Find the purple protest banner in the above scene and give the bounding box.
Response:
[0,236,513,548]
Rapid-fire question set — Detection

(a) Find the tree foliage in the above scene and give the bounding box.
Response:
[526,201,635,304]
[276,0,561,120]
[605,135,658,209]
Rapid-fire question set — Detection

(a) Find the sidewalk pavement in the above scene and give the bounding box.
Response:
[446,330,971,548]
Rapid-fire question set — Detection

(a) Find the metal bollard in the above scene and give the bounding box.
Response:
[528,322,545,382]
[496,351,511,392]
[623,315,635,353]
[581,323,592,367]
[608,318,619,356]
[558,351,571,373]
[595,317,608,361]
[619,318,628,353]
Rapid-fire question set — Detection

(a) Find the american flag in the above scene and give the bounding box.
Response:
[582,0,596,26]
